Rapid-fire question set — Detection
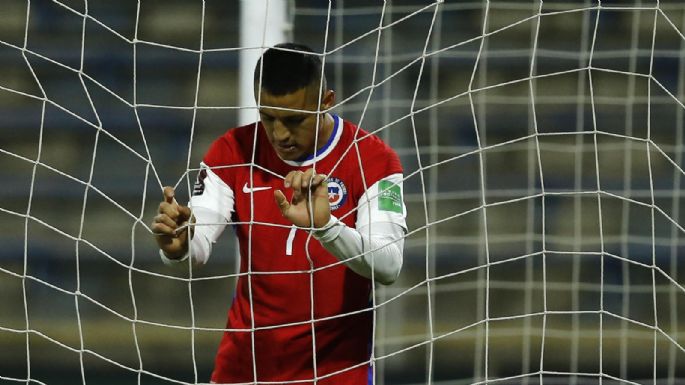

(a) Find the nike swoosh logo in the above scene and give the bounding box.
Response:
[242,183,272,193]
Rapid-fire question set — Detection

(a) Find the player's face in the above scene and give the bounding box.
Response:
[258,85,335,161]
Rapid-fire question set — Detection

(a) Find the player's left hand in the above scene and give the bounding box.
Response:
[274,169,330,229]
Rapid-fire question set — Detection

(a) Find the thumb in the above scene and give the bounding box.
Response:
[274,190,290,215]
[163,186,176,204]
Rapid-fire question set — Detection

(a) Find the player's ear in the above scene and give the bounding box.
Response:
[321,89,335,111]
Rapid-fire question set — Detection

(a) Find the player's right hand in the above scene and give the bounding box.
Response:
[151,186,192,260]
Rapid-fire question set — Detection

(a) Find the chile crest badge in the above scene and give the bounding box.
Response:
[327,177,347,211]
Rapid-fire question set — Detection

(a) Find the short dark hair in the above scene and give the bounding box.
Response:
[254,43,326,96]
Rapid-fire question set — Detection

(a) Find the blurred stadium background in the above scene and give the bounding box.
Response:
[1,1,684,384]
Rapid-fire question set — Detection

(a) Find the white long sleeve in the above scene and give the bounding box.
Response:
[162,200,406,278]
[161,169,408,282]
[160,165,232,266]
[159,206,228,266]
[312,173,407,284]
[312,216,405,285]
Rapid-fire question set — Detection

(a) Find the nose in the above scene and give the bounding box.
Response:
[272,119,290,142]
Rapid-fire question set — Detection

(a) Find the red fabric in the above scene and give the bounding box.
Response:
[204,117,402,384]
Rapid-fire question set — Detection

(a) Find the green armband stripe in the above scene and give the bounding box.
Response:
[378,180,402,213]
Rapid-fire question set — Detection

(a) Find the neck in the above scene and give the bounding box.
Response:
[316,113,335,152]
[293,113,336,163]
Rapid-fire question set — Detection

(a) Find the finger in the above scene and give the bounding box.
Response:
[154,214,178,230]
[158,202,180,218]
[178,205,192,222]
[174,222,191,236]
[291,171,304,194]
[274,190,290,215]
[308,172,327,189]
[163,186,176,204]
[313,176,329,198]
[315,173,327,184]
[151,222,177,236]
[284,171,297,188]
[302,168,316,189]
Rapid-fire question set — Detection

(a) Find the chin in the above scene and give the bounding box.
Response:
[276,150,304,161]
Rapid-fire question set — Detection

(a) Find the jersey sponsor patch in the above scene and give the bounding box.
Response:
[193,169,208,196]
[327,177,347,211]
[378,179,402,213]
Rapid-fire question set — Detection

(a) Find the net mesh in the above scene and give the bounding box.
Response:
[0,1,684,384]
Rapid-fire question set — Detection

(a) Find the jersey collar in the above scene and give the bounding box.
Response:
[280,114,342,167]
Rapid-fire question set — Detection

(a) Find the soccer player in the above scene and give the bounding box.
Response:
[151,43,407,385]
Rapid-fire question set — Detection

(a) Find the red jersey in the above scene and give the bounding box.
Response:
[195,115,402,384]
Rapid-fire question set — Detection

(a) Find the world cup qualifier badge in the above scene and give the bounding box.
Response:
[326,177,347,211]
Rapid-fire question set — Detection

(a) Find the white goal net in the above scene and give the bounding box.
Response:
[0,1,684,385]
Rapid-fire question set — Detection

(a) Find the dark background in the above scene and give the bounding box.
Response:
[1,1,684,384]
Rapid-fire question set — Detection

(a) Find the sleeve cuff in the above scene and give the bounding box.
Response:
[160,249,190,266]
[312,215,344,243]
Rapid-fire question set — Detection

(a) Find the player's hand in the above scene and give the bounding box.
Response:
[274,169,330,229]
[151,186,192,259]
